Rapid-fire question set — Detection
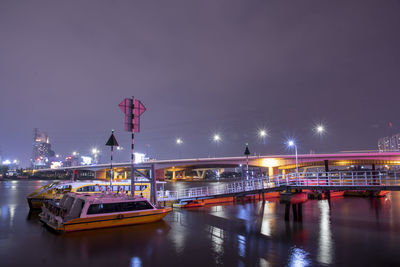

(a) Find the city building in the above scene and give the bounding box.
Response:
[378,133,400,152]
[31,128,55,169]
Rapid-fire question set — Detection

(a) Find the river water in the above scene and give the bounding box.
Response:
[1,179,399,267]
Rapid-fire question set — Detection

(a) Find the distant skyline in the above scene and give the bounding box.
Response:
[1,0,400,167]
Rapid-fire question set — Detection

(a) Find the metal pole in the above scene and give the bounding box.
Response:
[151,164,157,204]
[131,96,135,197]
[110,145,113,187]
[246,155,249,180]
[131,132,135,197]
[295,145,299,174]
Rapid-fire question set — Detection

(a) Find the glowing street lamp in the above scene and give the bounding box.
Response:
[212,134,221,157]
[259,130,267,137]
[176,138,183,158]
[316,125,324,134]
[287,140,298,173]
[313,124,326,153]
[91,148,99,164]
[258,129,267,145]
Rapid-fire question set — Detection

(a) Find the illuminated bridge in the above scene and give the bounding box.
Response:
[33,152,400,180]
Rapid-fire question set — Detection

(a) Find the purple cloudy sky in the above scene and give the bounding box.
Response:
[1,0,400,166]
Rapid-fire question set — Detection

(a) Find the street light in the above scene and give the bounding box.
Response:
[258,129,267,145]
[287,140,298,173]
[316,125,325,134]
[91,148,99,164]
[176,138,183,158]
[212,134,221,157]
[313,124,326,153]
[213,134,221,142]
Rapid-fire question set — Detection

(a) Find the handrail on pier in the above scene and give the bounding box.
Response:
[157,171,400,201]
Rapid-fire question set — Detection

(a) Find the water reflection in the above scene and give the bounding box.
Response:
[260,202,276,237]
[130,257,142,267]
[317,200,333,265]
[288,247,310,267]
[2,180,400,266]
[209,226,224,254]
[237,234,246,258]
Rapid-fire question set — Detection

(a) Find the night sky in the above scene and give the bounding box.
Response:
[1,0,400,166]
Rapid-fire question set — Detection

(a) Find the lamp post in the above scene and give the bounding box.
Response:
[288,140,298,174]
[244,143,251,180]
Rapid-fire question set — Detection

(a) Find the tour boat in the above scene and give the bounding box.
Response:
[39,192,172,232]
[27,180,152,210]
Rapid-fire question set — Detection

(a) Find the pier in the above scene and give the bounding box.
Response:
[157,170,400,201]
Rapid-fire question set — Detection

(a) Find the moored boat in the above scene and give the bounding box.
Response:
[39,192,171,232]
[27,180,152,210]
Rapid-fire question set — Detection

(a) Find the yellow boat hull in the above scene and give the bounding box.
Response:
[42,208,172,232]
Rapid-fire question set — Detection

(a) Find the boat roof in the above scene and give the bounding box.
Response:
[65,192,151,204]
[54,180,154,189]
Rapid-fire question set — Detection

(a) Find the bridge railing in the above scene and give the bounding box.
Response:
[271,171,400,187]
[157,171,400,201]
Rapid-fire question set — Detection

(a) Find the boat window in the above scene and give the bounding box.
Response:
[136,185,147,191]
[77,186,97,192]
[87,201,154,215]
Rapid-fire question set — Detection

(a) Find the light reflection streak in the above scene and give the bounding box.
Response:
[237,234,246,258]
[130,257,142,267]
[260,202,276,237]
[210,206,229,219]
[259,257,270,267]
[9,204,16,227]
[288,247,310,267]
[210,226,224,254]
[317,201,333,265]
[237,205,251,220]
